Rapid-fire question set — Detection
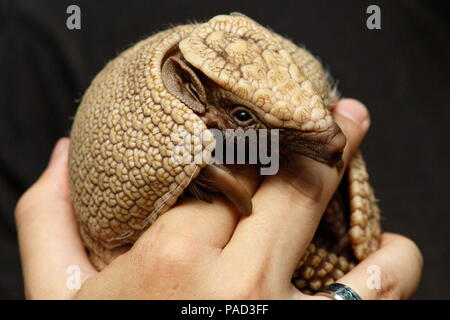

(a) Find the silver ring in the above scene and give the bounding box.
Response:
[316,283,362,300]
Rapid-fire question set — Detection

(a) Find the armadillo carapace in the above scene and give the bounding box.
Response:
[69,13,381,292]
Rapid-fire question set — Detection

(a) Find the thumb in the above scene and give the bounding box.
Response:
[16,138,96,299]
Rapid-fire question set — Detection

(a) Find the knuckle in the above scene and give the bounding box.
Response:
[14,188,36,221]
[132,229,200,269]
[386,233,424,269]
[14,176,49,222]
[399,235,424,268]
[155,237,196,264]
[226,281,262,300]
[374,234,424,300]
[377,270,401,299]
[225,268,270,299]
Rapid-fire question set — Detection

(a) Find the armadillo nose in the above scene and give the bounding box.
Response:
[324,126,347,164]
[329,129,347,153]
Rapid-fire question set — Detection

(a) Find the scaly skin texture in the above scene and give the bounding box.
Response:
[69,14,381,292]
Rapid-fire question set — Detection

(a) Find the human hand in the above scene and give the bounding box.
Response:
[15,99,422,299]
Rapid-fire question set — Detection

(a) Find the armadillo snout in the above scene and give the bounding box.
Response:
[323,126,347,165]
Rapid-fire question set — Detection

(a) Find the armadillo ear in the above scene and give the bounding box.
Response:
[162,55,207,114]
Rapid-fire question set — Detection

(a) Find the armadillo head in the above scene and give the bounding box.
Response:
[161,13,346,215]
[162,13,346,168]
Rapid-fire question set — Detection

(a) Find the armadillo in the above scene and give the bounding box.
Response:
[68,13,381,293]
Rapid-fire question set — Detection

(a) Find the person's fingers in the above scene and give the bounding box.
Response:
[15,138,96,299]
[140,164,261,250]
[309,233,423,300]
[224,99,370,283]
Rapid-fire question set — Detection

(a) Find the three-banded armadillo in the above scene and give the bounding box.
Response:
[69,13,381,293]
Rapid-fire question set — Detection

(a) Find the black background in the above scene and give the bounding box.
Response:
[0,0,449,299]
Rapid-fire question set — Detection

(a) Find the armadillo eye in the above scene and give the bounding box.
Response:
[232,106,254,125]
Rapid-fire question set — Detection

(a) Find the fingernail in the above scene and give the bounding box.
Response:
[335,99,370,130]
[48,138,69,167]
